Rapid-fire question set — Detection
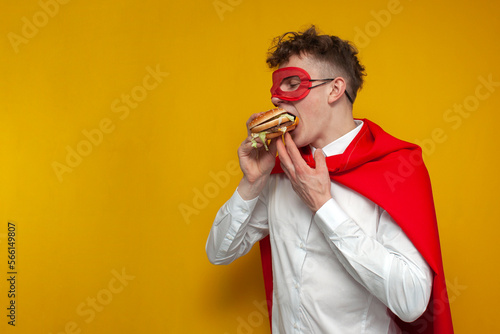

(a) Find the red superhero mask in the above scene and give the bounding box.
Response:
[270,67,353,103]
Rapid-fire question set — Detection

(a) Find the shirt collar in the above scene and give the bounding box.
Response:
[311,120,364,158]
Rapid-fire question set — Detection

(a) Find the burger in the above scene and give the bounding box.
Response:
[249,108,299,150]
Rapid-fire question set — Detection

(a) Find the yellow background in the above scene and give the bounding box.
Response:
[1,0,498,333]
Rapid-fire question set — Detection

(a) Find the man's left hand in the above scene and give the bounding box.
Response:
[276,133,333,212]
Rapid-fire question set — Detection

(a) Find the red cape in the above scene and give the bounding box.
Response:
[259,119,453,333]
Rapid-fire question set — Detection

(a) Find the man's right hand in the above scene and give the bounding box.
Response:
[236,112,278,200]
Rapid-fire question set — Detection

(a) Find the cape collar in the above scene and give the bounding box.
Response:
[272,118,417,175]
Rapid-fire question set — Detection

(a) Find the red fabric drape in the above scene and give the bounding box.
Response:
[259,119,453,333]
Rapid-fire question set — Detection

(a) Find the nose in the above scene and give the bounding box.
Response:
[271,96,284,107]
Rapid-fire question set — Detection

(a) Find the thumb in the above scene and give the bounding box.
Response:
[268,137,279,157]
[314,148,328,173]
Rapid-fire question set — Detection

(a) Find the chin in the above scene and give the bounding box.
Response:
[290,133,307,149]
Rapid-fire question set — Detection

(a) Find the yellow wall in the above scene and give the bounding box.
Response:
[1,0,498,333]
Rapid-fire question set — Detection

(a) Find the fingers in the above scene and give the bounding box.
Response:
[314,147,328,174]
[241,135,257,151]
[277,133,312,183]
[246,112,266,136]
[277,133,309,177]
[276,135,295,175]
[239,136,261,158]
[239,134,279,161]
[283,133,309,172]
[267,137,278,157]
[277,133,329,177]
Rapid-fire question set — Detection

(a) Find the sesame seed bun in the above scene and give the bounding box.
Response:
[249,108,299,137]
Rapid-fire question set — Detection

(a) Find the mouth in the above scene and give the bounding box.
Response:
[278,107,297,118]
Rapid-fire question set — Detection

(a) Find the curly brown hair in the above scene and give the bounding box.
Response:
[266,25,366,102]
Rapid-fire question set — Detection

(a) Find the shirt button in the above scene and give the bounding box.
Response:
[299,242,305,250]
[241,208,248,213]
[293,323,298,329]
[227,235,234,240]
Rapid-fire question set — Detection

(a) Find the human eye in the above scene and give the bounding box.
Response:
[281,76,301,91]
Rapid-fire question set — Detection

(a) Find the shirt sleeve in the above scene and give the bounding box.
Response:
[313,198,433,323]
[206,188,269,265]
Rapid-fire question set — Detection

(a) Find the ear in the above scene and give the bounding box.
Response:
[327,77,348,104]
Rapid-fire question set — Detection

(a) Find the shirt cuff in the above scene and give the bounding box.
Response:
[314,198,351,234]
[225,188,259,221]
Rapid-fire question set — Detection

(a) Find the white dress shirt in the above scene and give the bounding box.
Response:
[206,120,433,334]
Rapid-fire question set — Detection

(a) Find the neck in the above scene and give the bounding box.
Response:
[313,106,356,149]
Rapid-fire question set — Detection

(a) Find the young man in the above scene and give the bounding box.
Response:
[206,26,453,334]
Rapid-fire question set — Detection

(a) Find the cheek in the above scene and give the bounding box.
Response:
[293,98,316,128]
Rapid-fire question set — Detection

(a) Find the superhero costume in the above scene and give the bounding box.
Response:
[259,119,454,334]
